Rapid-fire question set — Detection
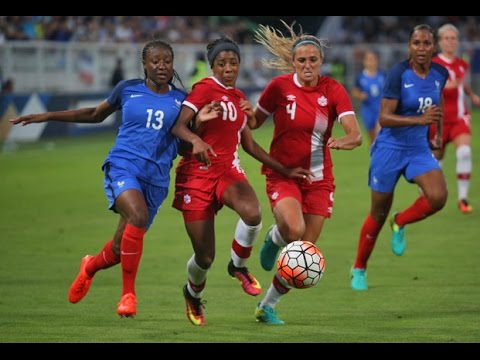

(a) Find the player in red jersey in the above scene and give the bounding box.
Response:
[431,23,480,213]
[250,22,362,324]
[171,36,312,326]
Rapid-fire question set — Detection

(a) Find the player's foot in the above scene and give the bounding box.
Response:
[390,212,406,256]
[117,293,137,317]
[458,199,473,214]
[260,225,280,271]
[68,255,94,304]
[255,303,284,325]
[227,260,261,296]
[183,284,206,326]
[350,267,368,290]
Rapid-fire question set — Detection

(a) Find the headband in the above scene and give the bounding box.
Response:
[207,42,241,68]
[293,39,321,52]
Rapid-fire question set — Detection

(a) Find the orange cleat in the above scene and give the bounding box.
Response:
[458,199,473,214]
[227,260,262,296]
[183,284,206,326]
[117,293,137,317]
[68,255,94,304]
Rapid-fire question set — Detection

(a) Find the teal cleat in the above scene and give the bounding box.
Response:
[390,212,406,256]
[260,225,280,271]
[255,303,285,325]
[350,267,368,290]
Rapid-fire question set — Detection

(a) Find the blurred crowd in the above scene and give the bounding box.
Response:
[0,16,256,44]
[333,16,480,43]
[2,16,480,46]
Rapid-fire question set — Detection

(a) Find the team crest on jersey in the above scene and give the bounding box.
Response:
[175,99,182,108]
[222,96,229,102]
[287,94,296,101]
[318,96,328,107]
[271,191,279,201]
[183,194,192,204]
[435,80,440,90]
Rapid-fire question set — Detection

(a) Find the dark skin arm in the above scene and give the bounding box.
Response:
[241,126,313,180]
[10,100,116,125]
[172,102,220,166]
[378,97,444,149]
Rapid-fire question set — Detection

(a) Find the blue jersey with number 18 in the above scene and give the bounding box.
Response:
[375,60,448,150]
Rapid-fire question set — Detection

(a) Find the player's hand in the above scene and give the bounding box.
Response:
[471,93,480,107]
[239,99,254,116]
[327,137,343,150]
[282,167,314,183]
[197,101,221,123]
[192,138,216,166]
[10,113,49,126]
[419,106,443,125]
[430,133,443,150]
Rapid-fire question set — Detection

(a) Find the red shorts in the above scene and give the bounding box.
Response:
[430,114,471,147]
[265,174,335,218]
[172,166,248,218]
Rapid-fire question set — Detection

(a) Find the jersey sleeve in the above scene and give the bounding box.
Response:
[331,81,355,119]
[382,63,405,100]
[257,78,280,116]
[106,80,127,110]
[183,80,211,113]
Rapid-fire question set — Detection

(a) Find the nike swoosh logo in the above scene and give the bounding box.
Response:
[130,94,143,98]
[404,83,414,88]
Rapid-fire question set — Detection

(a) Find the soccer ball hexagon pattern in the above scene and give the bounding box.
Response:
[277,240,325,289]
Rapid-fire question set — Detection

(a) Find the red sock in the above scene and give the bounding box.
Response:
[231,239,253,258]
[120,224,146,296]
[396,196,435,227]
[354,214,382,269]
[85,240,120,277]
[273,274,290,294]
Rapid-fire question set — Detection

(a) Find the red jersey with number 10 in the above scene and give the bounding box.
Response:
[178,76,247,177]
[257,73,355,181]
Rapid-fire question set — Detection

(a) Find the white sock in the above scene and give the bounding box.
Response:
[187,255,209,298]
[231,219,262,268]
[456,145,472,200]
[271,225,288,247]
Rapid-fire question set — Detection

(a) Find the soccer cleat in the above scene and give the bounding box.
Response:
[390,212,406,256]
[260,225,280,271]
[458,199,473,214]
[183,284,206,326]
[68,255,94,304]
[227,260,262,296]
[350,267,368,290]
[255,303,285,325]
[117,293,137,317]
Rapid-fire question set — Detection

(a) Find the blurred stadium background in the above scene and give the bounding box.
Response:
[1,16,480,343]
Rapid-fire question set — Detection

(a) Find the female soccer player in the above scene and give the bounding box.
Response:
[431,23,480,214]
[351,50,386,143]
[10,40,217,317]
[250,22,362,324]
[351,24,449,290]
[171,36,312,326]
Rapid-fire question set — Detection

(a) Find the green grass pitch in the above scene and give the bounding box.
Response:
[1,111,479,342]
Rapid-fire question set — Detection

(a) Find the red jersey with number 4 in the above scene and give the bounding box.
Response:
[257,73,354,181]
[433,54,470,123]
[178,76,247,177]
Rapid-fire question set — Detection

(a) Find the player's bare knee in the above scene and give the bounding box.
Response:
[126,210,149,229]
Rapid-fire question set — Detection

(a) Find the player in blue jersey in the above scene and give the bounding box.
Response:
[352,51,386,143]
[350,24,449,290]
[10,39,218,317]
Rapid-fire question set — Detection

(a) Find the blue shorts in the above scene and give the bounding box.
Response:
[368,144,440,193]
[361,107,379,132]
[103,162,169,229]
